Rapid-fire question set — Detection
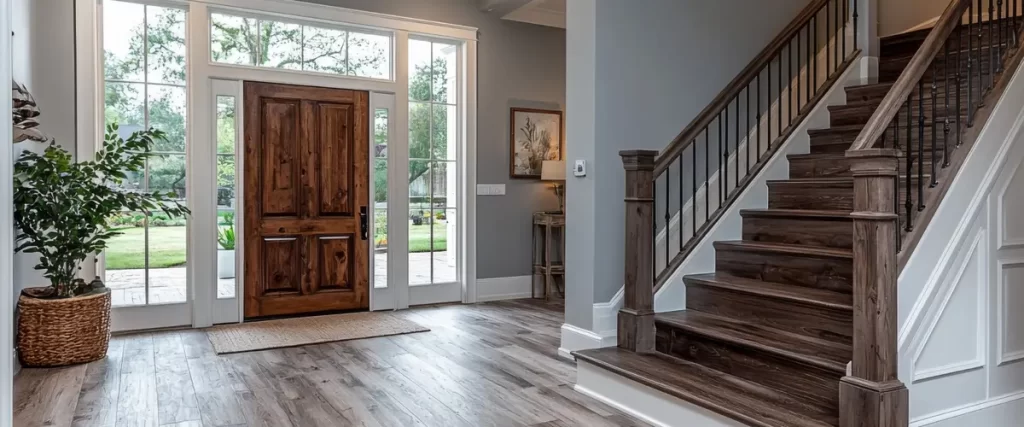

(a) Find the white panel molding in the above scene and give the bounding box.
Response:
[910,228,988,383]
[575,360,743,427]
[899,57,1024,346]
[593,287,623,337]
[996,156,1024,249]
[911,390,1024,427]
[997,260,1024,366]
[476,275,533,302]
[558,323,616,360]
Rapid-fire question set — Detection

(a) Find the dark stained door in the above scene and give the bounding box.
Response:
[243,82,370,318]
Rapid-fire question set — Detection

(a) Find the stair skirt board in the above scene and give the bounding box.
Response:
[575,358,746,427]
[652,55,869,314]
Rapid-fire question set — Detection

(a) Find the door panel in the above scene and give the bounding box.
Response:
[260,100,300,216]
[244,81,370,318]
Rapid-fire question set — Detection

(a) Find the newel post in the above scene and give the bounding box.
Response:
[840,148,909,427]
[618,150,658,353]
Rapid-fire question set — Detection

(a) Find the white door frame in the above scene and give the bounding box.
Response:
[2,0,16,423]
[76,0,479,330]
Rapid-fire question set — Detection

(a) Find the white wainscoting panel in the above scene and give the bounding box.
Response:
[911,229,987,382]
[899,54,1024,424]
[997,262,1024,365]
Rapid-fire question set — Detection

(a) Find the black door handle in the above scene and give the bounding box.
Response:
[360,206,368,240]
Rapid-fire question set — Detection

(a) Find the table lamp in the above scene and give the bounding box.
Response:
[541,160,566,213]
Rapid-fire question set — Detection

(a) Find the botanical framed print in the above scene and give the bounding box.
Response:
[509,107,563,179]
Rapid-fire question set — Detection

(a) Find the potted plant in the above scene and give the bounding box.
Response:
[218,213,236,279]
[13,123,189,367]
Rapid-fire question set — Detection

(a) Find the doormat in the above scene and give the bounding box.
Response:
[205,312,429,354]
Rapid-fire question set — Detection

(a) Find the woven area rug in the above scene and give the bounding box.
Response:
[206,312,429,354]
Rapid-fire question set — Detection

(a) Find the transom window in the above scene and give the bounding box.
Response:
[209,11,393,80]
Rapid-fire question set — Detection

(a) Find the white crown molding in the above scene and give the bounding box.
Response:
[501,0,565,29]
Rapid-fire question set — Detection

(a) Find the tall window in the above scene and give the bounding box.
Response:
[374,109,389,287]
[408,38,458,285]
[102,0,188,306]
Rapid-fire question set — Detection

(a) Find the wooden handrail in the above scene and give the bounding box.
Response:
[848,0,970,151]
[654,0,829,175]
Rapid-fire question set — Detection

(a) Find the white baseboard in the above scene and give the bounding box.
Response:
[575,359,744,427]
[476,275,533,302]
[911,391,1024,427]
[558,323,616,361]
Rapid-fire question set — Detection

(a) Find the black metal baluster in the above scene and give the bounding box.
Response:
[757,72,762,162]
[678,152,683,252]
[990,0,996,90]
[789,40,794,125]
[652,179,657,279]
[746,85,751,173]
[931,57,939,189]
[808,21,813,98]
[778,54,783,136]
[969,1,976,127]
[718,115,723,206]
[906,97,914,232]
[852,0,858,52]
[797,32,802,112]
[811,14,819,90]
[735,95,740,185]
[998,0,1005,74]
[827,0,832,74]
[918,80,926,211]
[705,128,710,223]
[725,101,730,197]
[946,35,954,166]
[957,19,964,148]
[768,60,773,150]
[836,0,842,66]
[665,164,670,268]
[692,138,697,238]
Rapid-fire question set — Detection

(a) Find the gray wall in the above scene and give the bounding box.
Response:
[12,0,77,297]
[880,0,949,37]
[303,0,567,280]
[565,0,809,330]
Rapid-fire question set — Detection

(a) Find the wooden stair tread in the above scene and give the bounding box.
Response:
[740,208,851,219]
[807,124,863,135]
[655,310,850,373]
[684,272,853,310]
[573,348,836,427]
[714,240,853,259]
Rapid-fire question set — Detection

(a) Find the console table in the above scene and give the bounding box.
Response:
[532,212,565,299]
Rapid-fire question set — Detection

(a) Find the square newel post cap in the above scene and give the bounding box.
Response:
[845,148,900,177]
[620,150,659,170]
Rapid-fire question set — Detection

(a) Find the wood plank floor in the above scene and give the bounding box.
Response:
[14,299,648,427]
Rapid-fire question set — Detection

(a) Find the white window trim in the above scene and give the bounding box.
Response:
[76,0,479,329]
[1,0,16,422]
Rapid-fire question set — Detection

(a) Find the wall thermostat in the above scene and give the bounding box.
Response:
[573,160,587,177]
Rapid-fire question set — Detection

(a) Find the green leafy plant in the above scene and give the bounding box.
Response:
[218,213,236,250]
[13,124,190,298]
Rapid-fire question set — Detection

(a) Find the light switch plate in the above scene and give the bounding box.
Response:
[573,160,587,177]
[476,184,506,196]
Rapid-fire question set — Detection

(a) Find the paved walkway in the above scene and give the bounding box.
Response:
[107,251,456,306]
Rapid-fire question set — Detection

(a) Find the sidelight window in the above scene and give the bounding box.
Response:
[408,38,458,286]
[102,0,189,307]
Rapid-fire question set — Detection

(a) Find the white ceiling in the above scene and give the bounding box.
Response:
[479,0,566,29]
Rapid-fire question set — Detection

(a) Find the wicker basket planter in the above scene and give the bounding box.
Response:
[17,287,111,367]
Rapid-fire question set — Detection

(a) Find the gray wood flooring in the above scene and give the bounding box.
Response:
[14,299,648,427]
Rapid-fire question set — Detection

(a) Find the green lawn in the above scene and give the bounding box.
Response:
[106,223,447,270]
[106,226,187,270]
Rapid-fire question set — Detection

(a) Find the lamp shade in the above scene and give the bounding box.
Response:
[541,160,566,181]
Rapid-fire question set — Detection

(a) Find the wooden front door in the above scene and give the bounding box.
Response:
[243,82,370,318]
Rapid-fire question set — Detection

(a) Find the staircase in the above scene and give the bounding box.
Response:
[575,1,1024,426]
